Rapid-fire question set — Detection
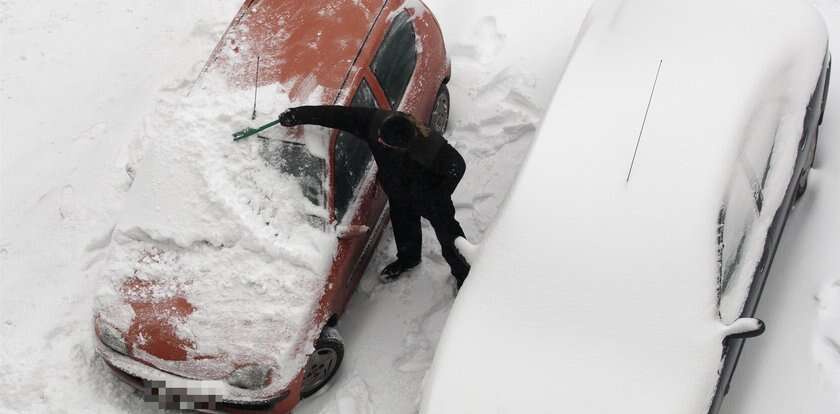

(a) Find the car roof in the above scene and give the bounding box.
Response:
[201,0,388,103]
[421,0,828,413]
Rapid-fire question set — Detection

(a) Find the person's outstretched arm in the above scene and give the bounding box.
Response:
[279,105,382,142]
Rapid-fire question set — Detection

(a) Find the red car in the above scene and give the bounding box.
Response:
[93,1,450,412]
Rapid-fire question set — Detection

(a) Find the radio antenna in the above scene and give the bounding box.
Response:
[626,59,663,183]
[251,56,261,120]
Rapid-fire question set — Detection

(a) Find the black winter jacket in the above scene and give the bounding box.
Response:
[284,105,464,202]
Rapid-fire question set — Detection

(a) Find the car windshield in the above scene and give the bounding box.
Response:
[261,138,326,208]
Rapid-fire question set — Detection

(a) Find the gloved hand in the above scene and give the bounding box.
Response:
[278,109,299,127]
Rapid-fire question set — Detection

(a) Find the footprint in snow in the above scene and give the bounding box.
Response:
[814,279,840,390]
[450,16,506,64]
[317,375,374,414]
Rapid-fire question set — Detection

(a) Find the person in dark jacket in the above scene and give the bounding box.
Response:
[279,105,471,288]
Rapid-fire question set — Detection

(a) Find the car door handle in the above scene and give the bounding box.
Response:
[336,225,370,239]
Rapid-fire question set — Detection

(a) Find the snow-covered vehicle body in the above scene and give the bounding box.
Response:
[420,0,830,413]
[93,0,450,412]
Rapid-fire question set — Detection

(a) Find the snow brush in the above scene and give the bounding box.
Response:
[232,118,281,141]
[233,55,271,141]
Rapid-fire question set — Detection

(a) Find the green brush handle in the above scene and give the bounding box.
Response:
[232,118,282,141]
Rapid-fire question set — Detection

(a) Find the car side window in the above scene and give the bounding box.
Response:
[718,119,789,322]
[718,171,757,291]
[757,143,776,208]
[739,100,782,214]
[717,168,760,323]
[334,80,377,223]
[738,144,776,213]
[370,11,417,109]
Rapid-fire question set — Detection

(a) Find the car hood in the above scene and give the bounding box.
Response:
[94,69,338,393]
[94,232,330,390]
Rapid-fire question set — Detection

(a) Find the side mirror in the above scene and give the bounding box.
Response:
[336,224,370,239]
[722,318,765,340]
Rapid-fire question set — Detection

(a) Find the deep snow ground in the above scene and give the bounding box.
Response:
[0,2,242,413]
[2,1,840,413]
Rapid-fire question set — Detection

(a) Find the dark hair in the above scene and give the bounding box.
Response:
[380,113,418,148]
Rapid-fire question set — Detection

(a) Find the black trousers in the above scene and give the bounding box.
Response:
[388,156,470,280]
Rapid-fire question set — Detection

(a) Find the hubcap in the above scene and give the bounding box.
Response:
[430,91,449,134]
[301,347,338,395]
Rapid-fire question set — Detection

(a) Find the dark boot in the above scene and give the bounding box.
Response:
[379,258,420,283]
[386,197,422,284]
[423,193,470,290]
[450,252,470,289]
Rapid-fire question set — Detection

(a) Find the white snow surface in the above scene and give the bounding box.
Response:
[421,0,828,413]
[3,0,840,414]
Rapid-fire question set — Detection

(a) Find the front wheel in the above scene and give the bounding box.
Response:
[429,84,450,134]
[300,326,344,398]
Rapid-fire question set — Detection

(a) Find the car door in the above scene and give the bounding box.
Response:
[330,77,390,307]
[708,153,765,413]
[710,108,806,412]
[329,9,422,309]
[711,60,829,414]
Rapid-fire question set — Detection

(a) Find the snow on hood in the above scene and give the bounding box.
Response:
[94,71,337,395]
[421,0,828,413]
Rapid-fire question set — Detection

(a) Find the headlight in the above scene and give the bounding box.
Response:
[98,321,128,355]
[226,365,271,390]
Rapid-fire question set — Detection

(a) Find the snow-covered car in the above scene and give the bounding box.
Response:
[92,0,450,412]
[421,0,831,413]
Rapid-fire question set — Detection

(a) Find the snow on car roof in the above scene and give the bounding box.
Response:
[421,0,828,413]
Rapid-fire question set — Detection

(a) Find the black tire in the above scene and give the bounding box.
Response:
[429,84,450,134]
[300,326,344,398]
